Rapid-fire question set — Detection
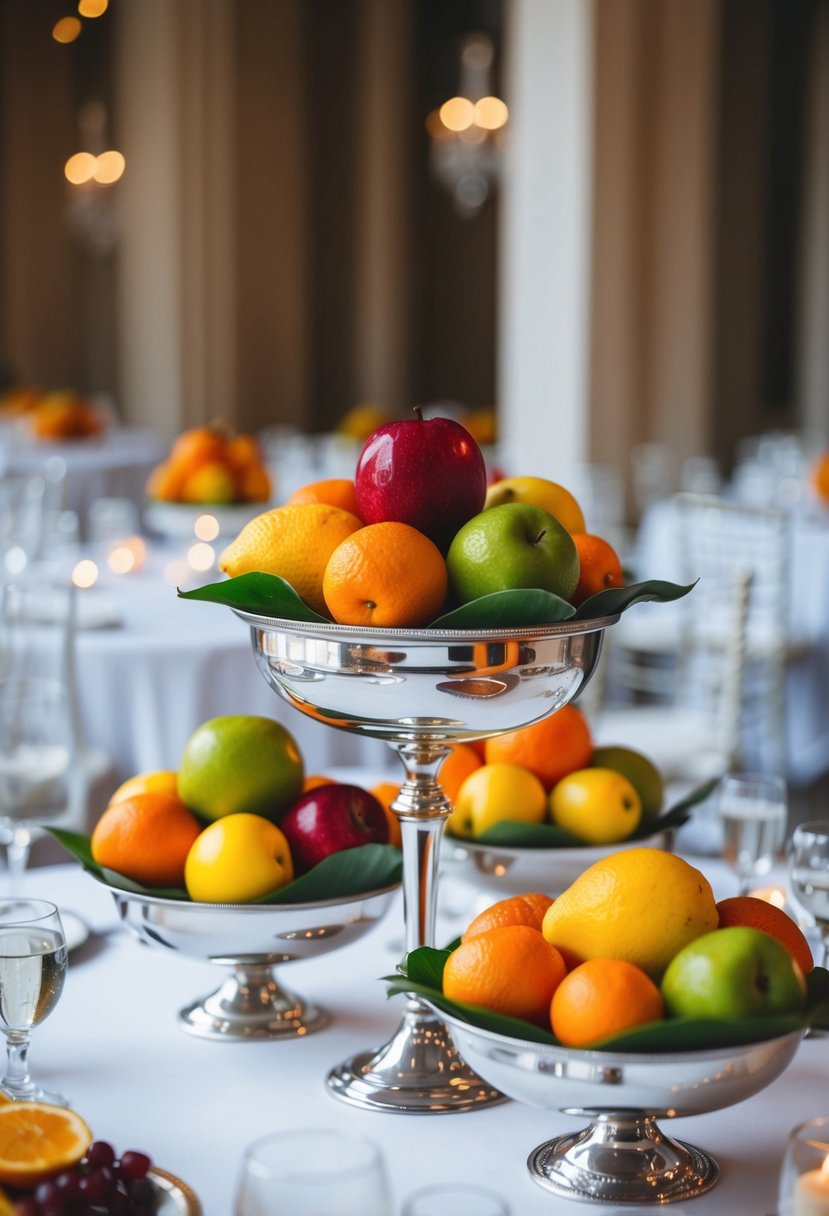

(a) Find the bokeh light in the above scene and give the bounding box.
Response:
[439,97,475,132]
[52,16,82,43]
[187,542,215,572]
[474,97,509,130]
[194,514,220,542]
[72,559,99,588]
[93,150,126,184]
[78,0,109,16]
[65,152,97,185]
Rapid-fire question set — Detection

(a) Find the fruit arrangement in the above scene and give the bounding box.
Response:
[439,705,687,848]
[0,388,106,442]
[182,407,691,631]
[52,715,401,904]
[389,850,828,1052]
[145,424,271,506]
[0,1100,162,1215]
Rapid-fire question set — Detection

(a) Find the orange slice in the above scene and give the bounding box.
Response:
[0,1102,92,1187]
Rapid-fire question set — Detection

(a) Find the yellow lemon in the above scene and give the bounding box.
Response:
[484,476,585,534]
[180,460,237,504]
[108,769,179,806]
[447,762,547,839]
[337,402,392,440]
[541,848,718,980]
[549,768,642,845]
[219,502,363,615]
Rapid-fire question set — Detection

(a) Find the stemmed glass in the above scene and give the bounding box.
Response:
[0,676,73,896]
[234,1128,394,1216]
[788,821,829,967]
[0,899,67,1104]
[717,772,788,895]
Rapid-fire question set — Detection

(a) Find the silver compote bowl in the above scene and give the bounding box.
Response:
[106,883,398,1041]
[435,1005,803,1204]
[232,609,615,1112]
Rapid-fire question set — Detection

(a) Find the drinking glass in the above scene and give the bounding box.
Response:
[778,1116,829,1216]
[234,1128,393,1216]
[0,900,67,1105]
[0,677,72,897]
[717,772,787,894]
[789,822,829,967]
[402,1183,511,1216]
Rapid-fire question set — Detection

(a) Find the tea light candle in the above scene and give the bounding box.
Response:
[793,1155,829,1216]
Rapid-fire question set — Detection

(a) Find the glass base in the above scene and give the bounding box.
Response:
[179,966,329,1041]
[1,1083,68,1108]
[326,1005,508,1114]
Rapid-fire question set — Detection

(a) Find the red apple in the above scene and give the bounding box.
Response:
[354,407,488,552]
[279,784,390,874]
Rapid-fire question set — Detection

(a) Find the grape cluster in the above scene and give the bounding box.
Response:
[12,1142,156,1216]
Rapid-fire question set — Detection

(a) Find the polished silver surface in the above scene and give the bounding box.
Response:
[436,1003,802,1204]
[235,611,615,1112]
[107,882,398,1041]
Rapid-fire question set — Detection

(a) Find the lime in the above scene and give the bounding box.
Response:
[178,715,304,823]
[590,745,664,823]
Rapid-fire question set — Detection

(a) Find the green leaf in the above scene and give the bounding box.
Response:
[47,827,401,904]
[387,952,826,1053]
[573,579,697,621]
[431,590,576,629]
[177,573,331,624]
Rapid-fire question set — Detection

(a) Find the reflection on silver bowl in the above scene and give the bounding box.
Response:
[107,882,398,1042]
[432,1002,802,1205]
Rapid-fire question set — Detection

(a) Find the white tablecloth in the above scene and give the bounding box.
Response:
[26,857,826,1216]
[633,499,829,786]
[74,549,393,798]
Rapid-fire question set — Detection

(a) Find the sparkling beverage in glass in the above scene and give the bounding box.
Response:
[718,773,787,894]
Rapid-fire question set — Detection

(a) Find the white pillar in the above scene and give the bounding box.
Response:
[498,0,595,481]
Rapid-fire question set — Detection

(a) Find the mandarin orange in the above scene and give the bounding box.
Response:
[550,957,664,1047]
[461,892,554,942]
[484,705,593,791]
[716,895,814,974]
[443,924,567,1026]
[91,791,203,888]
[323,521,448,628]
[571,533,623,605]
[288,478,362,519]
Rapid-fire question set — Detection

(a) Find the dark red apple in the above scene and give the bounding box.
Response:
[279,784,390,874]
[354,407,488,552]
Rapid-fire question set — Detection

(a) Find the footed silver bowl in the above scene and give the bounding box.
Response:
[107,882,398,1042]
[234,610,615,1113]
[434,1003,803,1204]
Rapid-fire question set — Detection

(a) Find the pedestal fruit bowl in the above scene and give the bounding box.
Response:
[229,608,616,1111]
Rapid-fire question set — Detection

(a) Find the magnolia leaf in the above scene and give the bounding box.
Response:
[177,573,331,624]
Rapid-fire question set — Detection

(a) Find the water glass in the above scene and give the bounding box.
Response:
[789,822,829,967]
[402,1183,510,1216]
[234,1128,393,1216]
[717,772,787,894]
[778,1116,829,1216]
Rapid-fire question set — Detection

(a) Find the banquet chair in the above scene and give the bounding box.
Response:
[0,576,114,853]
[594,493,806,779]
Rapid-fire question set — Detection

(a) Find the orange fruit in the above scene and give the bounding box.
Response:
[323,521,448,628]
[108,769,179,806]
[571,533,624,605]
[716,895,815,975]
[288,478,363,519]
[91,791,204,888]
[484,705,593,792]
[369,781,403,847]
[169,425,227,475]
[0,1102,93,1188]
[443,924,567,1025]
[467,739,487,761]
[145,460,186,501]
[303,774,337,792]
[180,459,237,504]
[237,464,272,502]
[461,892,554,942]
[225,433,263,473]
[439,743,483,805]
[810,452,829,504]
[220,503,363,616]
[550,957,664,1047]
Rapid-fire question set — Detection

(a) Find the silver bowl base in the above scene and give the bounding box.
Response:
[528,1115,719,1204]
[178,966,330,1041]
[326,1007,509,1114]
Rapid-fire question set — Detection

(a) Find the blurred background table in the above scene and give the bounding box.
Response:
[29,853,827,1216]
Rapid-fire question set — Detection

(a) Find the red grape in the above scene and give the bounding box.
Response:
[118,1151,151,1181]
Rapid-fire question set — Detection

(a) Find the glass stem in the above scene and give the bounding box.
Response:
[2,1031,34,1098]
[6,827,32,899]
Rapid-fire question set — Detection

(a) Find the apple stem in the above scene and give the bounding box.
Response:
[412,405,423,422]
[532,529,547,546]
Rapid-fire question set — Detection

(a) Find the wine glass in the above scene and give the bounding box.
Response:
[717,772,787,895]
[789,821,829,967]
[0,676,73,896]
[234,1128,394,1216]
[0,899,67,1105]
[402,1184,510,1216]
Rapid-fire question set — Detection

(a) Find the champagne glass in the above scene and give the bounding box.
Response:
[789,821,829,967]
[0,677,72,896]
[717,772,787,895]
[234,1128,393,1216]
[0,899,67,1105]
[402,1184,510,1215]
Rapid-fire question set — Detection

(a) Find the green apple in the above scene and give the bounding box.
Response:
[184,813,294,902]
[178,715,304,823]
[446,502,580,605]
[591,745,664,823]
[661,926,807,1020]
